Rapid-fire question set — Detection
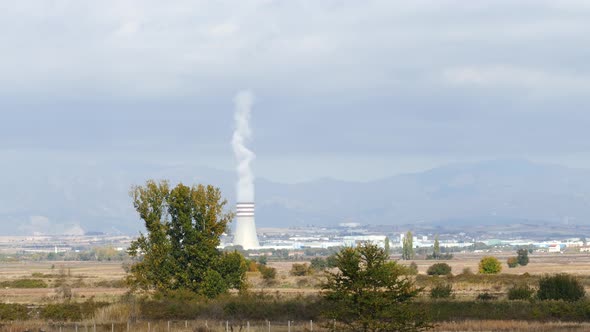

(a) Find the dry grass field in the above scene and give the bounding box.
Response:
[3,252,590,303]
[0,261,126,303]
[2,252,590,331]
[404,252,590,276]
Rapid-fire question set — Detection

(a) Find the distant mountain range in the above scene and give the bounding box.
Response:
[2,159,590,235]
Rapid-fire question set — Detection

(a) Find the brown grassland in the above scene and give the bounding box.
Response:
[2,252,590,331]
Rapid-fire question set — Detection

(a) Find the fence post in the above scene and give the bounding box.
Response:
[148,322,151,332]
[310,320,313,331]
[94,323,96,332]
[226,320,229,332]
[247,321,250,332]
[127,321,130,332]
[75,324,78,332]
[168,321,170,332]
[288,320,291,332]
[185,320,188,329]
[268,321,270,332]
[111,323,114,332]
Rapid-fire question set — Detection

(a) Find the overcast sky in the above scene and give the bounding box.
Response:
[2,0,590,182]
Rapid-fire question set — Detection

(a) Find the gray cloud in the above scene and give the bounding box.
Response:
[1,1,590,181]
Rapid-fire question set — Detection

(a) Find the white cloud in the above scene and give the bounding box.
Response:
[442,65,590,97]
[17,216,85,235]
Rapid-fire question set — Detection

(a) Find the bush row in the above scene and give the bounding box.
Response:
[421,300,590,322]
[5,296,590,322]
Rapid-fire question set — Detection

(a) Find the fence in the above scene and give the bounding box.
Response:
[0,320,333,332]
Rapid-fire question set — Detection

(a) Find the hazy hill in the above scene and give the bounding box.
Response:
[1,159,589,235]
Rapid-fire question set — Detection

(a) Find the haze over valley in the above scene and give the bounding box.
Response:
[2,158,589,235]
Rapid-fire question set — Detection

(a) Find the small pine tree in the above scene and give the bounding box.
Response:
[322,243,431,331]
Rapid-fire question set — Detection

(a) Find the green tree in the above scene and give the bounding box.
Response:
[402,231,414,260]
[517,249,529,266]
[217,251,248,290]
[384,237,391,256]
[322,243,431,332]
[478,256,502,274]
[326,254,338,268]
[126,180,242,298]
[433,235,440,259]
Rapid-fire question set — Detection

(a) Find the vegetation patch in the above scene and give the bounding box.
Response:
[0,278,48,288]
[0,303,29,321]
[537,274,586,302]
[508,284,535,301]
[40,301,109,321]
[427,263,452,276]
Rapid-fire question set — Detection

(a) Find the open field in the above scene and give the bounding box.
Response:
[0,262,126,303]
[404,252,590,276]
[3,253,590,330]
[3,252,590,303]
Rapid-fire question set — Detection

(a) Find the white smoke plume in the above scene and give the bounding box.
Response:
[232,90,255,202]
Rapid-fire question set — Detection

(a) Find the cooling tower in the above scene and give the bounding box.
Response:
[233,202,260,250]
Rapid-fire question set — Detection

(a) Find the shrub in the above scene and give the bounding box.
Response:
[259,265,277,281]
[537,274,585,302]
[430,283,453,299]
[41,301,108,321]
[290,263,312,276]
[517,249,529,266]
[247,260,259,272]
[427,263,452,276]
[297,278,310,288]
[508,284,535,300]
[95,279,127,288]
[0,278,48,288]
[507,257,518,268]
[310,257,328,271]
[407,262,419,275]
[478,256,502,274]
[426,253,454,260]
[461,267,473,275]
[0,303,29,320]
[476,292,497,301]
